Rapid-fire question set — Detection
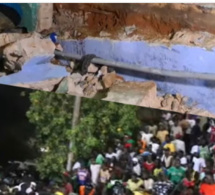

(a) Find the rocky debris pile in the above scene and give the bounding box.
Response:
[15,78,63,92]
[0,33,31,48]
[2,32,55,73]
[160,93,190,112]
[55,63,124,97]
[105,81,159,107]
[169,30,215,49]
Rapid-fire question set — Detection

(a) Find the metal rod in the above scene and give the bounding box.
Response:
[55,50,215,82]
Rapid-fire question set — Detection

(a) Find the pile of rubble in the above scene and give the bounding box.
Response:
[160,93,192,112]
[55,63,125,97]
[0,32,55,73]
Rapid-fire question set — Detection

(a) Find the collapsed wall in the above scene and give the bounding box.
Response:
[0,3,215,118]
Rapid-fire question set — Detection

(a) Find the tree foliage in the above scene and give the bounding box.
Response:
[27,91,141,178]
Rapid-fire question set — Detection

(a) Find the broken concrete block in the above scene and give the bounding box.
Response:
[55,43,63,51]
[99,31,111,37]
[83,84,96,96]
[105,81,158,107]
[161,94,174,109]
[102,72,117,88]
[182,96,188,104]
[0,33,31,48]
[161,99,168,107]
[87,63,98,73]
[55,77,69,93]
[100,66,108,75]
[70,73,82,84]
[175,93,182,103]
[96,81,104,90]
[63,31,71,39]
[75,85,84,96]
[125,25,136,35]
[36,3,53,33]
[171,99,180,111]
[86,74,95,82]
[3,32,55,72]
[67,76,77,94]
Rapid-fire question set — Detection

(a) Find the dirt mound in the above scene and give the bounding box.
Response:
[53,3,215,40]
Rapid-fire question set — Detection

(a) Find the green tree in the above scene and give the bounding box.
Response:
[27,91,140,179]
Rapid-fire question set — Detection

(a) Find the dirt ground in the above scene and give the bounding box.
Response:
[52,3,215,40]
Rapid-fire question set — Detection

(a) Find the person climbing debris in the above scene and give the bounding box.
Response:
[49,32,64,65]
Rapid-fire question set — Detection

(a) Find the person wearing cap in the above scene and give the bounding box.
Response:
[163,135,176,154]
[49,32,64,65]
[132,157,141,177]
[161,148,173,169]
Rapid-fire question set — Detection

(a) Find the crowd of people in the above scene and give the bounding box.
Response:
[1,112,215,195]
[65,112,215,195]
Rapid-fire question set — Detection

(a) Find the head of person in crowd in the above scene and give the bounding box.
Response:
[203,173,215,184]
[174,158,181,169]
[130,173,138,183]
[165,134,171,144]
[164,148,171,157]
[132,157,139,166]
[154,159,161,168]
[142,171,150,180]
[195,118,201,125]
[158,122,165,131]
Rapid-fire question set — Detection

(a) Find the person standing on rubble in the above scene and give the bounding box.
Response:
[49,32,64,65]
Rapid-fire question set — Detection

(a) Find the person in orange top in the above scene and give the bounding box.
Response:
[79,184,95,195]
[199,174,215,195]
[138,140,147,154]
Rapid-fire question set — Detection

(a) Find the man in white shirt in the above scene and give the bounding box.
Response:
[172,135,186,154]
[149,137,160,154]
[132,158,141,176]
[90,160,101,185]
[162,112,172,121]
[192,153,206,173]
[171,120,183,138]
[140,127,153,145]
[186,118,196,135]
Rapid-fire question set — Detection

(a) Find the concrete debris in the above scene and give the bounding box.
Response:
[171,30,213,48]
[15,78,62,91]
[171,99,180,111]
[160,93,189,113]
[0,33,32,48]
[13,73,215,117]
[124,25,137,35]
[62,31,71,39]
[53,64,123,97]
[175,93,183,103]
[55,43,64,51]
[105,81,159,107]
[102,72,117,88]
[3,32,55,72]
[87,63,99,73]
[36,3,53,33]
[99,31,111,37]
[100,66,108,75]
